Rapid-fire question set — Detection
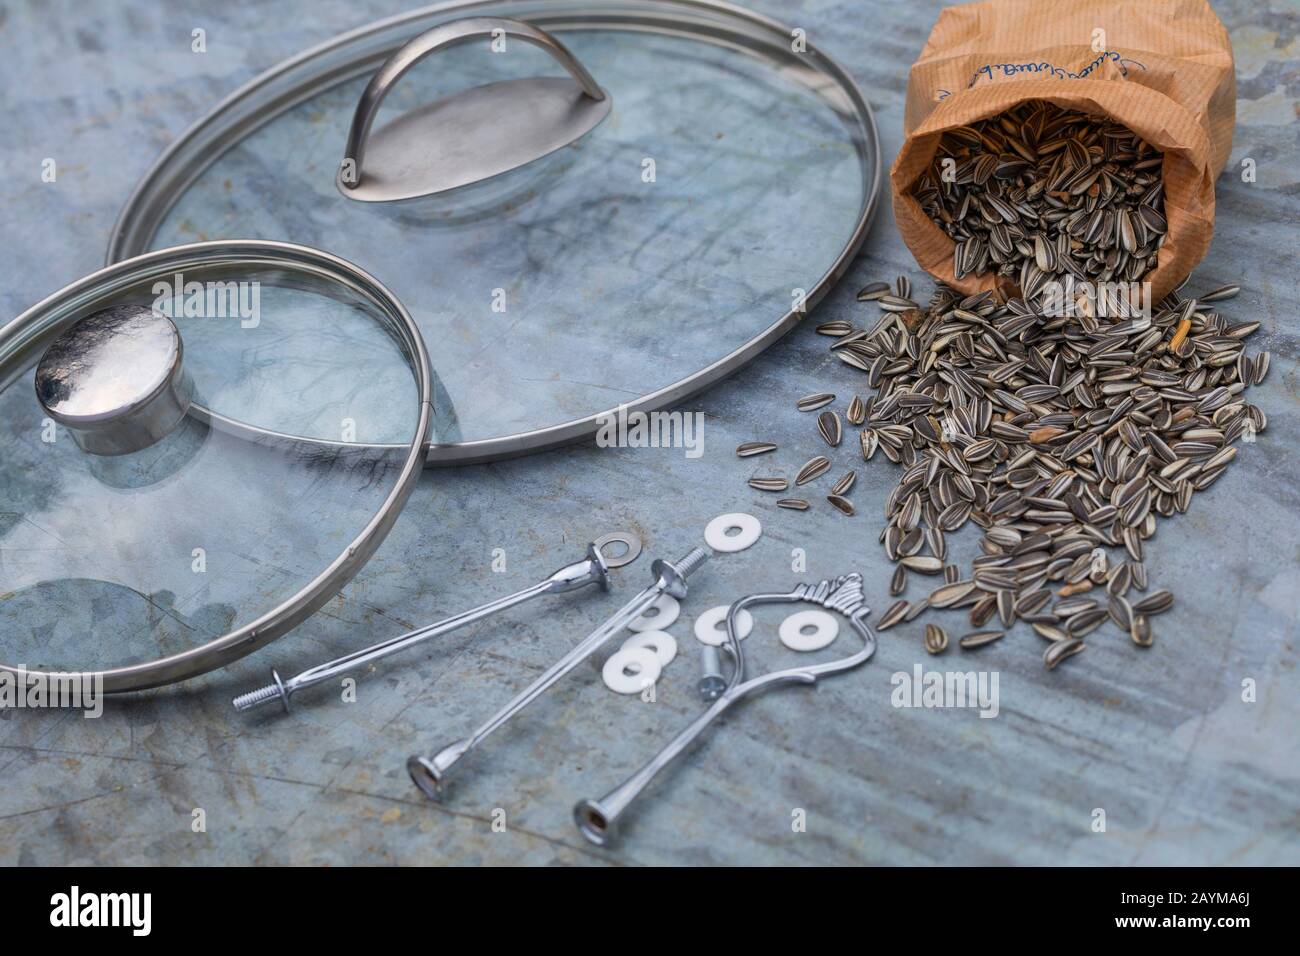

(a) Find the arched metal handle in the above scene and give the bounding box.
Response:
[339,17,606,192]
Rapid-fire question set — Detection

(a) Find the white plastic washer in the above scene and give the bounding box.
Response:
[704,512,762,553]
[621,630,678,668]
[627,593,680,632]
[693,605,754,646]
[602,646,662,695]
[779,609,839,652]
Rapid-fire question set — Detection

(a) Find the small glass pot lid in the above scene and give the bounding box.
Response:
[0,240,433,692]
[108,0,882,465]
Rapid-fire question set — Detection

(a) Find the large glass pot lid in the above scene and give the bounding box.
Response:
[108,0,881,464]
[0,241,433,692]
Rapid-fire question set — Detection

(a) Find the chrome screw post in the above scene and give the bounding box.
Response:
[232,536,640,713]
[697,645,727,701]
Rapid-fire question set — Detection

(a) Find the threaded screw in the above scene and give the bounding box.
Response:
[673,546,710,579]
[231,670,290,712]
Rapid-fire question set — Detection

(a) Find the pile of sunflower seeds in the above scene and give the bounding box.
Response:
[911,100,1166,304]
[738,273,1268,669]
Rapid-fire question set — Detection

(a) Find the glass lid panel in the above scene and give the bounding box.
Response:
[0,253,424,675]
[144,17,873,447]
[161,268,420,445]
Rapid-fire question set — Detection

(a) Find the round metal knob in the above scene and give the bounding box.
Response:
[34,304,193,456]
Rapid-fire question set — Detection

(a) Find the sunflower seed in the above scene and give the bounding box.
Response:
[1132,589,1173,615]
[846,395,866,425]
[924,624,949,655]
[890,564,908,596]
[856,281,891,301]
[1108,594,1133,630]
[878,295,920,312]
[795,456,831,485]
[1199,284,1239,302]
[904,599,931,622]
[1033,623,1068,642]
[929,581,976,607]
[901,555,944,574]
[1130,614,1153,647]
[748,477,788,492]
[986,527,1022,549]
[827,494,855,516]
[1053,598,1097,618]
[1065,607,1108,637]
[877,600,909,630]
[1118,208,1137,254]
[776,498,810,511]
[796,393,835,412]
[831,471,856,496]
[996,589,1016,627]
[1043,638,1086,670]
[959,630,1003,649]
[1254,352,1270,384]
[1016,588,1052,614]
[818,410,843,447]
[968,594,996,627]
[737,441,777,457]
[927,527,947,561]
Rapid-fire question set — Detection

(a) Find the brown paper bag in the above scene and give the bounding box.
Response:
[890,0,1235,302]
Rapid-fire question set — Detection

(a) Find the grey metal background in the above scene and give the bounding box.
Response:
[1,0,1296,865]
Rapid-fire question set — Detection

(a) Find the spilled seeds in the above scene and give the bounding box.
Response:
[855,273,1261,666]
[739,267,1266,669]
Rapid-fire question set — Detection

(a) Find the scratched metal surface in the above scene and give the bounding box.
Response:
[0,0,1296,866]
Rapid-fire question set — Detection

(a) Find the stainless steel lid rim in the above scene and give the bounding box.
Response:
[107,0,881,466]
[0,239,434,693]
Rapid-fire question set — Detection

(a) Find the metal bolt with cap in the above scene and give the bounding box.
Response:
[408,546,710,802]
[698,645,727,700]
[232,533,643,714]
